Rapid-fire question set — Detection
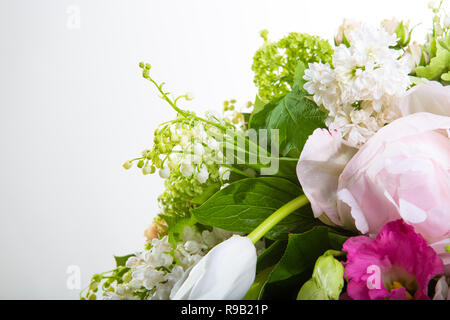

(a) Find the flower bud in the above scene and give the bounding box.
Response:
[219,166,231,180]
[405,41,424,72]
[144,222,160,242]
[180,159,194,177]
[334,19,361,46]
[185,92,194,101]
[122,161,132,170]
[159,167,170,179]
[382,19,410,47]
[193,143,205,156]
[195,164,209,184]
[445,15,450,28]
[170,236,256,300]
[143,166,154,175]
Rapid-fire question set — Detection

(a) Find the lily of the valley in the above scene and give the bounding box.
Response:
[170,195,310,300]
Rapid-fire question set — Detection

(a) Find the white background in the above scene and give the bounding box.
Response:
[0,0,436,299]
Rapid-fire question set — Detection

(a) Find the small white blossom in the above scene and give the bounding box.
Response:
[142,166,152,175]
[159,167,170,179]
[303,24,411,146]
[206,137,220,151]
[193,143,205,156]
[219,166,231,180]
[195,164,209,184]
[180,159,194,177]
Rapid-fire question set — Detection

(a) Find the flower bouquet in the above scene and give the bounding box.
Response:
[82,2,450,300]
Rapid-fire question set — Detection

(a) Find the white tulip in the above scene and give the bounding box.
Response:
[170,235,256,300]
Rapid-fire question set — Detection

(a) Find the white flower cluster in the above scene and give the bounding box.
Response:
[304,24,411,146]
[106,227,233,300]
[161,121,231,184]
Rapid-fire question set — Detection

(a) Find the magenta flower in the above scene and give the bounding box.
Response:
[343,220,444,300]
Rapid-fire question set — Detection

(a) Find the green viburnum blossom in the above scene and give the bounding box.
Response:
[252,30,333,103]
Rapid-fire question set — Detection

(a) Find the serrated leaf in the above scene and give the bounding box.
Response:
[293,61,307,88]
[250,86,326,156]
[192,177,321,240]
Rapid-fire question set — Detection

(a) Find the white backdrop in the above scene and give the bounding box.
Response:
[0,0,435,299]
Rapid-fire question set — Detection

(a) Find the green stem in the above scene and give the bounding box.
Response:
[247,194,309,244]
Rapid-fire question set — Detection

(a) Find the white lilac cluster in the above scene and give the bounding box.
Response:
[106,227,233,300]
[304,24,411,146]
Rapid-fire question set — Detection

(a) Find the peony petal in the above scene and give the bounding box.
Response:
[337,112,450,243]
[400,81,450,117]
[337,188,369,233]
[297,128,358,225]
[398,199,427,224]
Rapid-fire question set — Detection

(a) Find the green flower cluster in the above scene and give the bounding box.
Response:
[158,159,221,217]
[252,30,333,103]
[416,1,450,83]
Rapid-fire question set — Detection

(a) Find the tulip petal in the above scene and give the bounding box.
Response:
[170,236,256,300]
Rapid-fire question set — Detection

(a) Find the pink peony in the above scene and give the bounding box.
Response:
[343,220,444,300]
[336,112,450,243]
[297,112,450,272]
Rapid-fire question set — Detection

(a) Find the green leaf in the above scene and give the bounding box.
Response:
[256,240,288,273]
[250,86,327,156]
[190,183,221,205]
[297,251,344,300]
[248,96,283,130]
[293,61,307,89]
[243,240,288,300]
[415,35,450,81]
[114,254,135,267]
[243,266,274,300]
[160,214,197,244]
[192,177,322,240]
[260,226,347,299]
